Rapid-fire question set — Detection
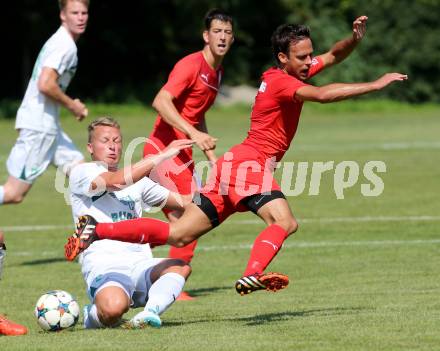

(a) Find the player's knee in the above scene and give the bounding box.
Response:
[173,238,192,248]
[286,218,298,235]
[3,186,27,204]
[169,227,193,247]
[164,259,192,279]
[176,261,192,278]
[289,219,299,234]
[276,217,298,235]
[6,193,25,204]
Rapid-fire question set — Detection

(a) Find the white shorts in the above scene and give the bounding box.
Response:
[81,245,164,308]
[6,128,83,183]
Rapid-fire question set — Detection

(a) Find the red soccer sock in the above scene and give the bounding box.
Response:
[95,218,170,246]
[168,240,198,264]
[244,224,288,276]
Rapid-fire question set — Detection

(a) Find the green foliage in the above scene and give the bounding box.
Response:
[0,100,20,120]
[4,0,440,103]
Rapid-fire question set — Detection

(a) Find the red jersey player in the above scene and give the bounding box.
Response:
[66,16,407,295]
[143,9,234,294]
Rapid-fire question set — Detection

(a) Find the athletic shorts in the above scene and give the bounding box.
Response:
[143,134,197,195]
[198,144,281,224]
[6,128,83,183]
[81,245,164,308]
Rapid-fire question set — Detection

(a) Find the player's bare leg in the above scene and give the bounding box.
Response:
[235,198,297,295]
[130,259,192,328]
[168,203,213,247]
[257,198,298,235]
[0,176,32,205]
[64,203,212,263]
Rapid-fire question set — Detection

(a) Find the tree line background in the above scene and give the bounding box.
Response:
[2,0,439,115]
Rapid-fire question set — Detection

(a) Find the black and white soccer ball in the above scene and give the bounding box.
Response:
[35,290,80,331]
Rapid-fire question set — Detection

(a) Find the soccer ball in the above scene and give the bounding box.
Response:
[35,290,80,331]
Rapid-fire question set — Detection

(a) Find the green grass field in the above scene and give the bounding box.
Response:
[0,101,439,350]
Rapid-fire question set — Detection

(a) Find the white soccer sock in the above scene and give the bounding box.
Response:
[145,272,185,315]
[84,304,104,329]
[0,186,4,205]
[0,248,5,279]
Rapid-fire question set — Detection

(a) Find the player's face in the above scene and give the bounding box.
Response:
[88,126,122,168]
[203,20,234,57]
[279,38,314,81]
[60,0,89,40]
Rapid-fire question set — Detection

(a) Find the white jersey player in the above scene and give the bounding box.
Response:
[0,0,89,206]
[67,117,194,328]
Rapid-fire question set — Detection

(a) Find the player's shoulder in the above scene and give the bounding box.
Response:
[70,162,106,179]
[260,67,301,89]
[46,26,77,52]
[175,51,204,68]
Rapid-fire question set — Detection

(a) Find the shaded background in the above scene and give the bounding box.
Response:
[2,0,440,111]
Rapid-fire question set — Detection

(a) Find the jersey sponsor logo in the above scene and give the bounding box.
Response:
[111,212,135,222]
[311,57,319,66]
[259,81,267,93]
[198,72,219,91]
[119,196,136,210]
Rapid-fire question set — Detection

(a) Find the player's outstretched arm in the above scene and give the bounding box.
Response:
[198,117,218,162]
[38,67,88,121]
[163,192,192,211]
[316,15,368,68]
[91,139,195,192]
[152,89,218,151]
[295,73,408,103]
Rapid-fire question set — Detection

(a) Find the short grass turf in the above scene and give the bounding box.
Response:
[0,100,439,350]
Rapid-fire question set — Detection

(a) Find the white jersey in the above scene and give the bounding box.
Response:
[16,26,78,134]
[69,162,170,260]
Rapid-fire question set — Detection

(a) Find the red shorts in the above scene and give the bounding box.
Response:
[143,134,196,195]
[200,144,281,223]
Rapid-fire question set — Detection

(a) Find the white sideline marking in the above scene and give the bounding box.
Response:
[194,239,440,252]
[2,215,440,232]
[2,225,72,232]
[230,216,440,225]
[11,238,440,257]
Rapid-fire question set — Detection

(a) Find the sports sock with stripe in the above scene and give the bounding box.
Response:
[244,224,288,276]
[95,218,170,246]
[145,272,185,315]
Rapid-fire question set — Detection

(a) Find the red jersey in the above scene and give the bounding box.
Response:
[242,57,324,161]
[152,51,223,140]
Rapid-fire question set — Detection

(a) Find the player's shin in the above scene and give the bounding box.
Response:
[145,272,185,315]
[130,272,185,328]
[244,224,288,276]
[96,218,170,245]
